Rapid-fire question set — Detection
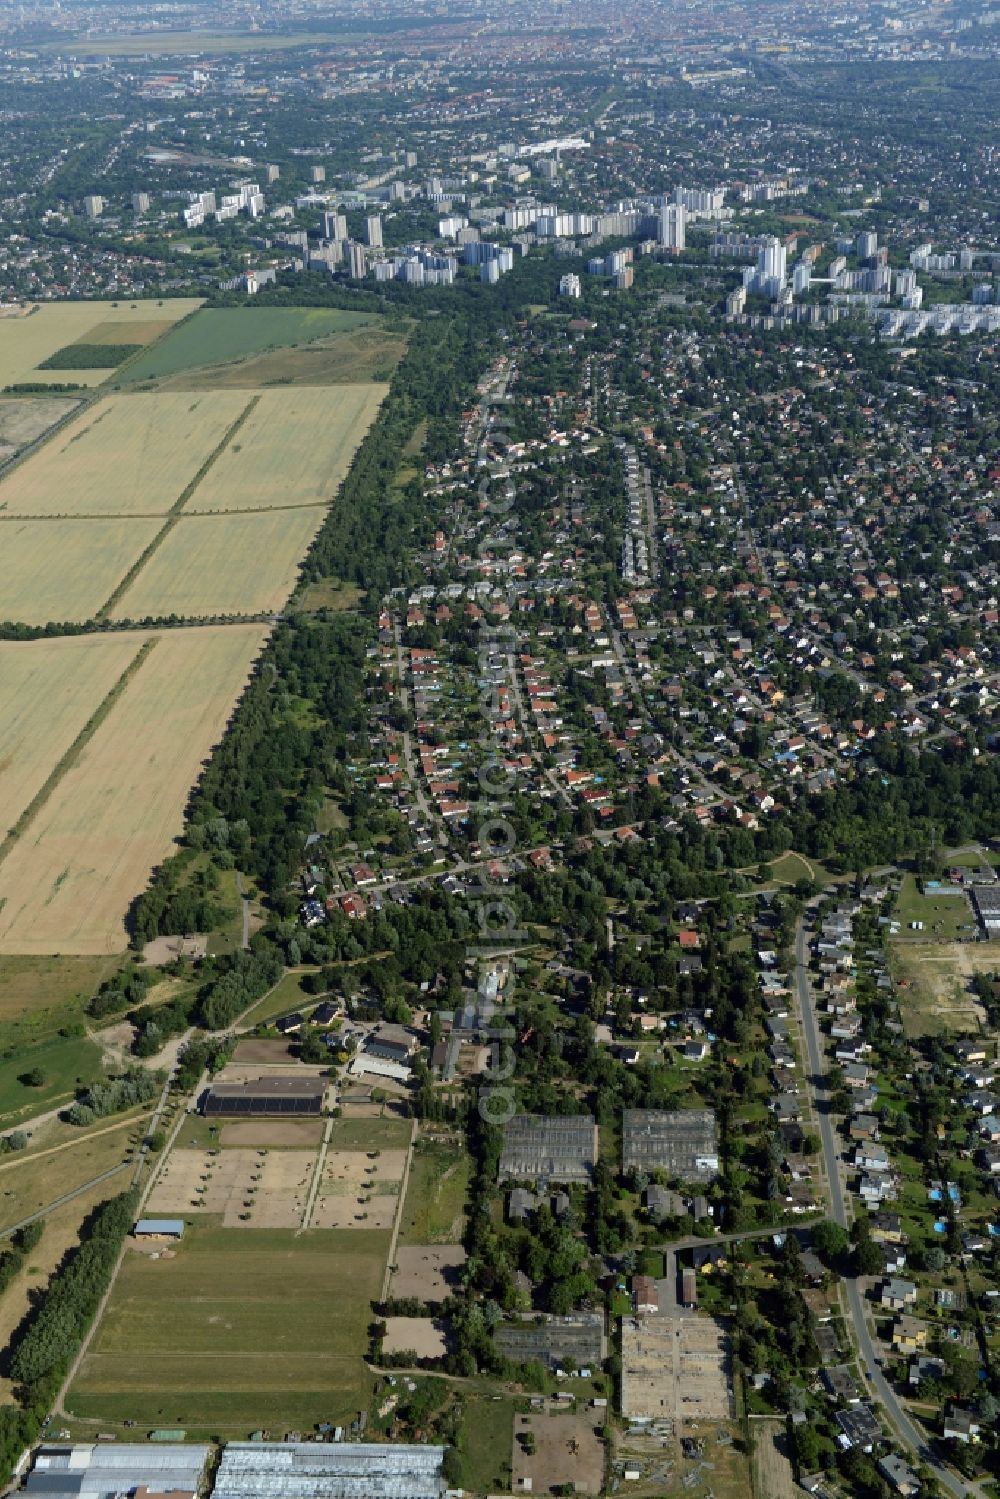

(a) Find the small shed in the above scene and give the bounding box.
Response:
[134,1218,185,1240]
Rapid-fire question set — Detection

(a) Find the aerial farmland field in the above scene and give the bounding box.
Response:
[68,1225,385,1433]
[192,385,387,511]
[109,507,328,620]
[0,624,267,954]
[0,300,202,388]
[0,516,162,625]
[122,306,374,384]
[0,391,252,516]
[0,634,142,839]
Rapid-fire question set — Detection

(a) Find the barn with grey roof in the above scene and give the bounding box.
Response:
[622,1109,719,1182]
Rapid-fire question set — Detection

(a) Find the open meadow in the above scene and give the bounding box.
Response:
[122,307,374,384]
[0,301,202,388]
[0,624,267,955]
[0,391,251,516]
[398,1134,470,1245]
[0,634,141,839]
[191,385,387,512]
[0,517,162,625]
[68,1225,387,1434]
[159,324,408,391]
[109,507,327,620]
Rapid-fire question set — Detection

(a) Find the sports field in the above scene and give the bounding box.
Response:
[0,391,250,516]
[0,517,162,625]
[192,385,387,511]
[0,301,202,388]
[108,508,327,620]
[68,1225,386,1432]
[0,634,141,839]
[123,307,374,384]
[0,625,267,954]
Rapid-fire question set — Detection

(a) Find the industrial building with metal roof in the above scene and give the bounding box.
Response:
[622,1108,719,1182]
[202,1075,327,1116]
[498,1113,598,1183]
[24,1444,211,1499]
[493,1311,606,1371]
[211,1442,446,1499]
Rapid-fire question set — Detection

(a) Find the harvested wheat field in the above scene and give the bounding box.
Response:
[192,385,387,512]
[109,507,326,621]
[0,624,267,954]
[0,516,162,625]
[0,634,142,839]
[0,300,202,388]
[0,391,251,516]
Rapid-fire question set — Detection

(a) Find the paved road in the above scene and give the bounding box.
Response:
[793,915,970,1499]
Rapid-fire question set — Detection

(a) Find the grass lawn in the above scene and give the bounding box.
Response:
[457,1395,514,1495]
[769,850,827,886]
[893,874,976,941]
[0,1032,104,1130]
[0,1112,145,1231]
[68,1224,388,1435]
[295,579,366,613]
[242,969,322,1027]
[327,1117,411,1151]
[205,868,245,958]
[398,1136,470,1245]
[0,954,122,1047]
[121,308,376,384]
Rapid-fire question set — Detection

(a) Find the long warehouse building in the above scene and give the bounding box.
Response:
[212,1442,446,1499]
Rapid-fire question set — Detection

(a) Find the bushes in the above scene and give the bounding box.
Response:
[194,947,283,1031]
[88,964,154,1021]
[65,1069,159,1126]
[174,1035,234,1093]
[13,1221,44,1255]
[9,1191,137,1409]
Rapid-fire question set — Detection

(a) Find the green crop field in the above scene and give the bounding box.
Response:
[68,1225,388,1434]
[121,308,375,384]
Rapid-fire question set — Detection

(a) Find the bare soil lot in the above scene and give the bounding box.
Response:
[146,1146,317,1228]
[220,1119,325,1149]
[382,1317,448,1359]
[312,1146,407,1231]
[141,934,208,965]
[891,938,992,1037]
[512,1406,605,1496]
[232,1038,300,1067]
[621,1313,732,1423]
[0,396,80,454]
[390,1245,468,1302]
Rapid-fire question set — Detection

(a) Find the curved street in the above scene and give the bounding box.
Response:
[793,913,970,1499]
